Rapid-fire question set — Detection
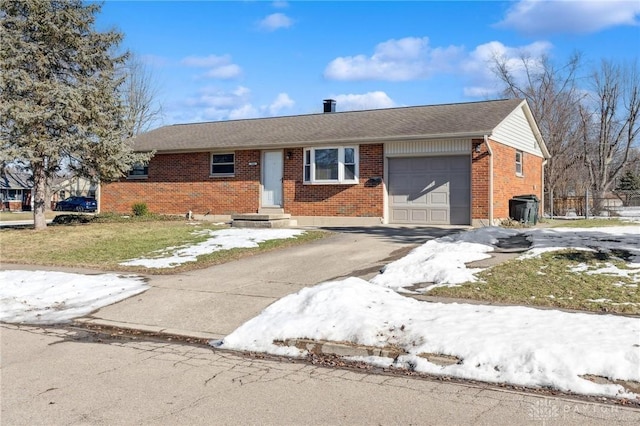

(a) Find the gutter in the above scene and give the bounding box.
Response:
[135,131,495,154]
[484,135,494,225]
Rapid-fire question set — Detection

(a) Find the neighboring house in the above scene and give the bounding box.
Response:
[0,169,97,212]
[102,98,550,226]
[0,170,32,211]
[50,175,98,208]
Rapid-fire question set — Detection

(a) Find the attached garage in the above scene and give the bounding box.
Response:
[388,156,470,225]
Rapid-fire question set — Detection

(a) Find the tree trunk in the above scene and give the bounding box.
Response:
[32,164,47,230]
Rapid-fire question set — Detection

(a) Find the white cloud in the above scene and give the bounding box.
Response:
[228,104,260,120]
[179,85,252,122]
[203,64,243,79]
[259,13,293,31]
[324,37,463,81]
[177,87,295,123]
[181,54,242,80]
[496,0,640,35]
[268,93,295,115]
[461,40,553,98]
[333,92,397,111]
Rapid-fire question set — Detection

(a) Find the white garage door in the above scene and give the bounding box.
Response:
[388,156,470,225]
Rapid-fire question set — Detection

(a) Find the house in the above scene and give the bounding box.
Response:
[0,169,98,212]
[101,98,549,226]
[50,175,99,208]
[1,170,32,211]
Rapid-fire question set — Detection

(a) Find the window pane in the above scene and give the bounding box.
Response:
[129,164,148,176]
[315,149,338,180]
[345,164,355,180]
[304,165,311,181]
[212,164,234,174]
[344,147,355,164]
[212,154,234,164]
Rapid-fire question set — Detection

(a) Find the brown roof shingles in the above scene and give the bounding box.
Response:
[133,98,524,152]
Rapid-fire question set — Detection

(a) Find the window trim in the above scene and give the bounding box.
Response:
[515,150,524,177]
[211,152,235,177]
[303,146,359,184]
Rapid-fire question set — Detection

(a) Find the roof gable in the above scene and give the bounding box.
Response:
[134,98,528,152]
[492,100,550,158]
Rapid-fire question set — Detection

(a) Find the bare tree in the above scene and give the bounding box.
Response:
[121,54,163,136]
[580,60,640,212]
[492,53,585,202]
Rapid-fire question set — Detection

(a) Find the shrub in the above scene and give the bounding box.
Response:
[132,202,149,217]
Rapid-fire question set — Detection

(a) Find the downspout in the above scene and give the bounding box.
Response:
[541,159,547,217]
[484,135,494,225]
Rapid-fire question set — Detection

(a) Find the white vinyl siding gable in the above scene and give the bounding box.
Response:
[491,105,543,156]
[385,139,471,156]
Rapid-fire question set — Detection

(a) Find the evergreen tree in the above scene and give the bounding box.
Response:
[615,169,640,205]
[0,0,151,229]
[616,170,640,191]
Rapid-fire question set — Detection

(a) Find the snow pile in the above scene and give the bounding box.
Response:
[219,277,640,399]
[370,227,519,291]
[0,270,148,324]
[120,228,304,268]
[372,225,640,293]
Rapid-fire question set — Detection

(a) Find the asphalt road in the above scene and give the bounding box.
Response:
[3,324,638,426]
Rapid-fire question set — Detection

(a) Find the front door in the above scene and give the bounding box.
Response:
[262,150,283,207]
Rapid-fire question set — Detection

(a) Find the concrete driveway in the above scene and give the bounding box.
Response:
[82,226,466,339]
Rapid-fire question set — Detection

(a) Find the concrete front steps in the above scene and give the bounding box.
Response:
[231,208,297,228]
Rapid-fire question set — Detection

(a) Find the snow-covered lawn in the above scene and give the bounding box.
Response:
[120,228,304,268]
[371,225,640,293]
[0,270,147,324]
[1,225,639,399]
[0,228,305,322]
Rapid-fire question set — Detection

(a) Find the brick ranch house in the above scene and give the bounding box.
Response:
[101,98,550,226]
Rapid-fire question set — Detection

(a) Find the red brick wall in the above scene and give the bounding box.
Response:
[102,145,385,218]
[491,140,543,218]
[471,139,490,220]
[283,145,384,217]
[101,151,261,215]
[471,138,543,220]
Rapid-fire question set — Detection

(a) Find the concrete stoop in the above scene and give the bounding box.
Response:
[231,212,297,228]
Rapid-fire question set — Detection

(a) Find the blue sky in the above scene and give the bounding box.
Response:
[95,1,640,128]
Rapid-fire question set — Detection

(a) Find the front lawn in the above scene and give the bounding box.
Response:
[0,215,325,274]
[0,211,59,221]
[429,249,640,314]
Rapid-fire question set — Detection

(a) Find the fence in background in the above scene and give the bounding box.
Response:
[543,191,640,218]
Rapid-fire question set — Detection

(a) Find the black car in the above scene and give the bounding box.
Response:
[55,196,97,212]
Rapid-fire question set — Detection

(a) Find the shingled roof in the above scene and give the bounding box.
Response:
[133,98,527,152]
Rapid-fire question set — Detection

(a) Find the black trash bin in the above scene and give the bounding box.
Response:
[509,194,539,224]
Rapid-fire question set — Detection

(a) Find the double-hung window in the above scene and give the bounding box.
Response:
[304,146,358,184]
[128,163,148,178]
[515,150,523,176]
[211,153,235,176]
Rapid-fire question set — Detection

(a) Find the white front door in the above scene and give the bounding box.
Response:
[262,151,283,207]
